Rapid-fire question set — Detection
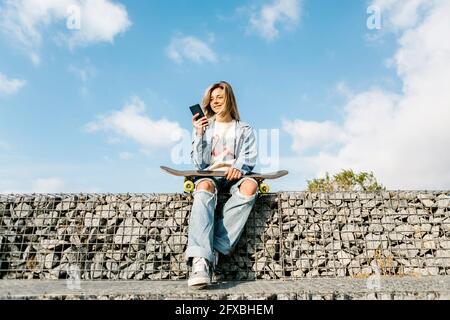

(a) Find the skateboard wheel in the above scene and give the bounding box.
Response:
[184,180,195,193]
[259,183,270,193]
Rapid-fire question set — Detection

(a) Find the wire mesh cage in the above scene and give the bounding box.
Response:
[0,191,449,281]
[280,191,450,278]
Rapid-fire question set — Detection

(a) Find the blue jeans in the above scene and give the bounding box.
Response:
[185,176,258,265]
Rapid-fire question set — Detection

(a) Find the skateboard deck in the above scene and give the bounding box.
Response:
[160,166,288,193]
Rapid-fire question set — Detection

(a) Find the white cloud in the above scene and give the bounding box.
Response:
[249,0,302,40]
[0,72,26,96]
[68,60,96,96]
[283,0,450,189]
[0,0,131,63]
[68,63,95,83]
[283,119,347,154]
[85,96,185,149]
[32,177,65,193]
[30,52,41,66]
[372,0,432,30]
[166,35,218,64]
[119,152,134,160]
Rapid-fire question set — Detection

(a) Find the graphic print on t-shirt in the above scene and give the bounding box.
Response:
[208,120,236,171]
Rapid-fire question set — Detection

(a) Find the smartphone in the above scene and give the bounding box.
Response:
[189,104,205,119]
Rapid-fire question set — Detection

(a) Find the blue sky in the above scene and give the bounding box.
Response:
[1,0,449,193]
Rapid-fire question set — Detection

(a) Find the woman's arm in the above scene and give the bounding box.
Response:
[191,128,210,170]
[191,114,210,170]
[232,126,258,175]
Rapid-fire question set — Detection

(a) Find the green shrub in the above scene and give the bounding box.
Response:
[307,169,385,192]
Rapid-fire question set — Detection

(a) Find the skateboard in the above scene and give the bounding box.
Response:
[160,166,288,193]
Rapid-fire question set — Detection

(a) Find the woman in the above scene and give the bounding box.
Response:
[186,81,258,289]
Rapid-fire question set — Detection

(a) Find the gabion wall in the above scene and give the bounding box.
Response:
[0,192,449,281]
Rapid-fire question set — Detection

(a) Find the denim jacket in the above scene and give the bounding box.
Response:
[191,116,258,175]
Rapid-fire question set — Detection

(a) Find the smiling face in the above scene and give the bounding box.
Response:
[202,81,240,121]
[210,87,226,115]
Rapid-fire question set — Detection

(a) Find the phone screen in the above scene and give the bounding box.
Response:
[189,104,205,118]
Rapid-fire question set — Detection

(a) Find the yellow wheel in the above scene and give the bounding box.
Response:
[259,183,270,194]
[184,180,195,193]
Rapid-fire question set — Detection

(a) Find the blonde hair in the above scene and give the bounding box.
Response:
[201,81,240,121]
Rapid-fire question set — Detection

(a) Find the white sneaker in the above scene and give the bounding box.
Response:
[188,257,211,289]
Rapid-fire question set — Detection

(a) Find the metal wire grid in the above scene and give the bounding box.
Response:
[0,194,192,280]
[214,193,279,281]
[0,193,277,281]
[281,191,450,278]
[0,191,449,281]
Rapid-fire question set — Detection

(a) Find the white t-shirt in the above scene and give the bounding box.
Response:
[207,120,236,171]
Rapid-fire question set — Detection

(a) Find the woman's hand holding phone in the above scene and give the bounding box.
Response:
[192,113,208,136]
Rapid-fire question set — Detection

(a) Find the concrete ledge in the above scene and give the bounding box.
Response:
[1,277,449,300]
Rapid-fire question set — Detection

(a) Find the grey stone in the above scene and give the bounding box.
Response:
[388,232,405,241]
[436,197,449,208]
[113,218,147,245]
[295,257,311,271]
[394,224,415,237]
[128,196,144,211]
[392,244,420,258]
[141,205,156,219]
[365,234,388,250]
[56,197,77,211]
[435,250,450,267]
[43,253,58,269]
[95,204,116,219]
[84,212,102,228]
[325,241,342,251]
[266,226,280,238]
[105,250,123,261]
[422,235,436,249]
[164,217,178,231]
[91,262,104,279]
[39,239,68,250]
[167,234,188,254]
[120,261,142,279]
[174,209,188,225]
[11,203,32,218]
[380,216,395,231]
[106,261,119,273]
[293,224,303,236]
[252,257,267,272]
[265,239,278,258]
[145,239,158,253]
[407,215,421,225]
[160,228,171,242]
[439,240,450,250]
[431,226,440,237]
[118,202,132,217]
[368,220,383,233]
[268,262,283,278]
[337,250,353,266]
[341,224,358,242]
[420,198,436,208]
[313,200,328,214]
[282,220,298,231]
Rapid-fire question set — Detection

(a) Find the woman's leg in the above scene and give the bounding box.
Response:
[185,178,218,265]
[213,178,258,255]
